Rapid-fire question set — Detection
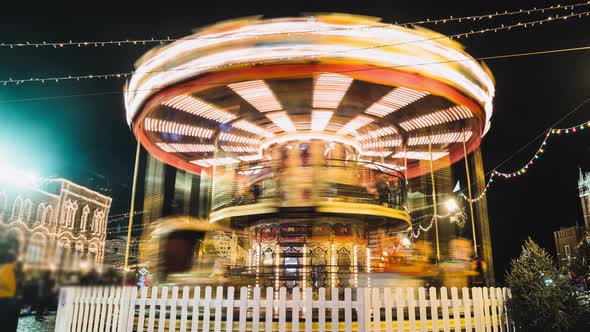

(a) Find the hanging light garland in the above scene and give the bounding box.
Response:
[1,8,590,86]
[458,118,590,203]
[1,2,587,49]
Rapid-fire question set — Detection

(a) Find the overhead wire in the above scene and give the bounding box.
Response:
[2,8,590,86]
[1,1,587,49]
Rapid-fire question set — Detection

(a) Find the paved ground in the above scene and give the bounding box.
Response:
[17,313,56,332]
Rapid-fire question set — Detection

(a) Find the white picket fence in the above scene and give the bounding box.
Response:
[55,286,513,332]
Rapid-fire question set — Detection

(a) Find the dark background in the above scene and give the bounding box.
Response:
[1,0,589,283]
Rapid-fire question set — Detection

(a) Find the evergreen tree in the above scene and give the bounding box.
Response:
[506,238,586,331]
[568,239,590,284]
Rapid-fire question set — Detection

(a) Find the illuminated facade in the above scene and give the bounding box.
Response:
[0,179,112,272]
[126,14,496,286]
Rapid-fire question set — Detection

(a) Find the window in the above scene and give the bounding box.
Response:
[36,203,46,223]
[12,196,23,219]
[80,205,90,231]
[565,245,571,256]
[23,199,32,221]
[44,206,53,225]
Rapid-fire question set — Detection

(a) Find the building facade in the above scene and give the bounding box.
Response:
[553,168,590,268]
[0,178,111,272]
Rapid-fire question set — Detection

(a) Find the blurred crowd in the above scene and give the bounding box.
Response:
[0,234,125,331]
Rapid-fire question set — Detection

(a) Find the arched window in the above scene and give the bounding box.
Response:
[44,205,54,225]
[88,242,99,265]
[12,196,23,219]
[36,203,46,223]
[69,202,78,228]
[23,199,33,221]
[60,200,72,225]
[0,191,7,211]
[26,233,46,265]
[80,205,90,231]
[61,200,78,227]
[56,238,71,268]
[73,241,85,269]
[92,210,104,234]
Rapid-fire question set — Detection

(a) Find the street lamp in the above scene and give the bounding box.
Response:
[445,198,459,212]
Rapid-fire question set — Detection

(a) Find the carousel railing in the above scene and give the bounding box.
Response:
[211,159,407,212]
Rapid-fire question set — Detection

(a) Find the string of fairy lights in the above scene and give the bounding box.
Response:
[1,2,587,49]
[2,6,590,86]
[458,118,590,204]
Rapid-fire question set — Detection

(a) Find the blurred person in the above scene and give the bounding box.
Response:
[375,175,390,205]
[441,238,475,288]
[34,271,54,321]
[0,245,19,331]
[250,183,262,202]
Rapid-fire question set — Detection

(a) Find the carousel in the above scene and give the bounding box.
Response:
[124,14,495,288]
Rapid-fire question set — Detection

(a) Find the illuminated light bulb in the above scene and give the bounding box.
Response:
[557,130,561,134]
[565,129,569,134]
[551,129,556,134]
[572,128,577,133]
[445,198,459,212]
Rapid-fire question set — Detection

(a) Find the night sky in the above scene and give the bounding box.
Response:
[1,0,589,283]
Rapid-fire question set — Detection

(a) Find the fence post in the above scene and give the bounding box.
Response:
[55,287,69,331]
[429,287,439,332]
[440,287,450,332]
[407,288,416,332]
[462,288,472,332]
[357,287,371,332]
[418,287,427,332]
[472,287,484,332]
[225,287,235,332]
[293,287,301,332]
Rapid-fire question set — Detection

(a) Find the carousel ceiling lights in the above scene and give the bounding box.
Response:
[228,80,282,112]
[162,95,236,123]
[399,106,472,131]
[219,132,260,146]
[232,120,274,138]
[337,115,374,135]
[407,131,473,146]
[190,157,240,167]
[312,73,353,109]
[365,87,429,118]
[156,143,215,153]
[311,110,334,132]
[144,118,214,138]
[265,112,297,132]
[393,151,449,160]
[357,126,398,141]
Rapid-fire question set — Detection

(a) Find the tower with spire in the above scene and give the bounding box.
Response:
[579,167,590,229]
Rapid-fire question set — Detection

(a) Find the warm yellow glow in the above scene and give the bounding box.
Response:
[311,110,334,132]
[445,198,459,212]
[259,131,362,154]
[265,111,296,132]
[125,15,495,134]
[229,80,282,112]
[313,73,353,109]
